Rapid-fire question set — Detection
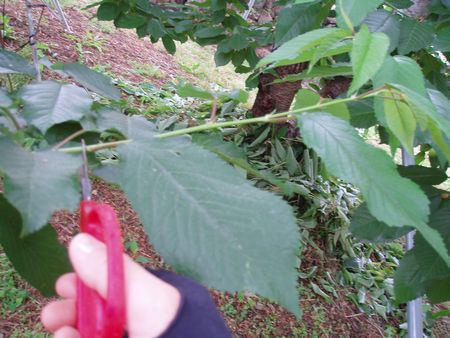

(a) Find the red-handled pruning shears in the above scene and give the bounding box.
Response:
[77,140,126,338]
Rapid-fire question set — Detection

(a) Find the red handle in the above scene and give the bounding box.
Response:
[76,201,126,338]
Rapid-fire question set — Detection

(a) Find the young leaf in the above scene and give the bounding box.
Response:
[394,85,450,138]
[52,63,121,100]
[0,196,71,296]
[336,0,384,29]
[294,89,350,121]
[348,25,389,94]
[398,18,434,55]
[0,49,36,76]
[383,90,416,155]
[110,121,301,317]
[297,113,450,267]
[257,28,342,67]
[0,137,80,234]
[20,81,93,133]
[373,56,427,126]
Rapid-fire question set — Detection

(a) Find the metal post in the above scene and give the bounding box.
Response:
[402,148,423,338]
[50,0,72,32]
[24,0,41,81]
[242,0,256,20]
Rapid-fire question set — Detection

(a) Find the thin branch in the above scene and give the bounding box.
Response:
[209,99,218,123]
[58,140,132,154]
[1,107,20,130]
[156,86,387,139]
[52,129,89,150]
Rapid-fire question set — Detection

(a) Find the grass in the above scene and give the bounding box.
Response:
[156,40,248,91]
[129,61,166,79]
[0,249,50,337]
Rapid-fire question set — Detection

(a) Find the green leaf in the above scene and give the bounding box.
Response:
[336,0,384,29]
[275,2,326,47]
[397,165,448,186]
[177,83,214,100]
[97,110,156,140]
[20,81,93,133]
[309,29,352,70]
[115,14,147,28]
[394,200,450,303]
[0,88,12,108]
[383,90,416,155]
[258,28,347,67]
[0,49,36,76]
[162,36,176,54]
[434,26,450,52]
[0,195,71,296]
[373,56,427,126]
[214,50,232,67]
[347,98,377,128]
[112,126,301,316]
[0,137,80,234]
[229,34,248,51]
[398,18,434,55]
[363,10,400,53]
[194,27,226,39]
[350,203,412,243]
[192,134,296,196]
[297,113,450,267]
[146,19,166,39]
[97,3,120,20]
[388,0,412,9]
[348,25,390,94]
[52,63,120,100]
[374,56,427,96]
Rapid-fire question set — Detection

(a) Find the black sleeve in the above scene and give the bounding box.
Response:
[148,269,232,338]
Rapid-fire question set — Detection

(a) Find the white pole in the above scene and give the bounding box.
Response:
[402,148,423,338]
[243,0,256,20]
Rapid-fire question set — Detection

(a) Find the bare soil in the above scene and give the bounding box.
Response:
[1,2,390,337]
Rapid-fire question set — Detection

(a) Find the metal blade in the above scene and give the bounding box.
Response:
[80,139,91,201]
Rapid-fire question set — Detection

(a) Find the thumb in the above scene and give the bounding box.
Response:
[69,234,181,337]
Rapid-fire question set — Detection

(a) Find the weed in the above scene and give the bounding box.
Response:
[63,31,106,62]
[0,14,14,40]
[0,251,29,314]
[90,18,115,34]
[129,61,165,79]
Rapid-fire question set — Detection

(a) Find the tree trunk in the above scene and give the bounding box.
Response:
[404,0,430,18]
[250,63,307,116]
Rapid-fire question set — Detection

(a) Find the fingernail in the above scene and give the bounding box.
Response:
[73,234,95,254]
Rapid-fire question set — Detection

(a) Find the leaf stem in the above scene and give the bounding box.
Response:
[156,87,386,139]
[52,129,90,150]
[0,107,21,130]
[58,140,131,154]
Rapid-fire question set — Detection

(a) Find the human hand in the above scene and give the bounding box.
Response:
[41,233,181,338]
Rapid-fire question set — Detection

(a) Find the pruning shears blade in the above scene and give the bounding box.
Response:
[80,139,91,201]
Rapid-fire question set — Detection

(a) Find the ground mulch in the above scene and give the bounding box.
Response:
[1,2,389,337]
[4,1,192,86]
